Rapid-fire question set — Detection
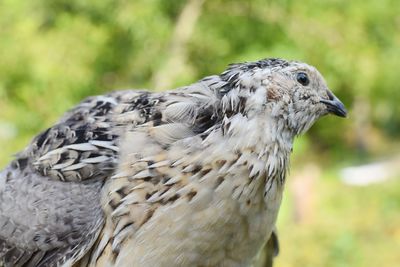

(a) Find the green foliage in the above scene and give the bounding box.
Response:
[277,173,400,267]
[1,0,399,165]
[0,1,399,266]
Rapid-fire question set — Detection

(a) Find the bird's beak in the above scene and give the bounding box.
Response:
[320,91,347,118]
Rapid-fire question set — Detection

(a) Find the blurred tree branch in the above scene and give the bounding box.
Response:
[153,0,205,90]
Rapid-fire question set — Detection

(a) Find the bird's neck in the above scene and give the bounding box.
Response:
[221,112,294,183]
[222,111,294,153]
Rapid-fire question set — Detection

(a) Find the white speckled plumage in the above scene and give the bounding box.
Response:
[0,58,346,267]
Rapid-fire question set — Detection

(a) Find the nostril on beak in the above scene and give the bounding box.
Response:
[327,90,335,101]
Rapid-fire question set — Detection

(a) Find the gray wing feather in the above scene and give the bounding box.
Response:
[0,165,104,267]
[0,91,127,267]
[0,78,225,266]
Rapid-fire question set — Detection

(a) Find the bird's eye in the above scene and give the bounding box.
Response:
[296,72,309,86]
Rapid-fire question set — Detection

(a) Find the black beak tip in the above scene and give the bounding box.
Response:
[335,108,347,118]
[333,102,347,118]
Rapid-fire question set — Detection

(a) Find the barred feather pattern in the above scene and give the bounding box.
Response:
[0,58,343,267]
[89,91,293,266]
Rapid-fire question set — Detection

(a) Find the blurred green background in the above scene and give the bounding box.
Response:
[0,0,399,266]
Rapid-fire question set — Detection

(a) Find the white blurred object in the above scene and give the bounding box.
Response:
[340,156,400,186]
[0,121,17,140]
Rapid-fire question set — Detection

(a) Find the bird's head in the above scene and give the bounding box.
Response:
[218,58,347,135]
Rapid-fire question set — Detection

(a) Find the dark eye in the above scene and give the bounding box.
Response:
[296,72,309,86]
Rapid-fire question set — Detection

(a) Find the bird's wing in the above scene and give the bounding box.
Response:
[0,80,223,267]
[0,90,141,267]
[87,79,227,266]
[0,166,104,267]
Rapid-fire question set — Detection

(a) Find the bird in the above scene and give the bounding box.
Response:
[0,58,347,267]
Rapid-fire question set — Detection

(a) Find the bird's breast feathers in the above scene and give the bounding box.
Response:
[94,102,291,266]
